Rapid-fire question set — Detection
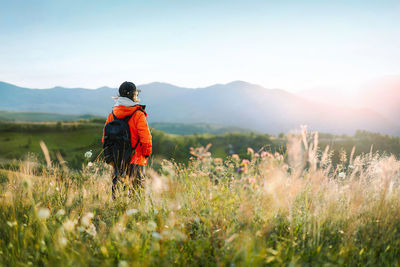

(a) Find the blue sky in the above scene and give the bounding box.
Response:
[1,0,399,92]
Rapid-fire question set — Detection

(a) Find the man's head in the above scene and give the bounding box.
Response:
[119,81,141,102]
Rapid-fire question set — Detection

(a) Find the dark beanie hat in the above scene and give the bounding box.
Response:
[119,81,140,98]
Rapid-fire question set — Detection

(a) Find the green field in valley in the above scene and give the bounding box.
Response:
[0,110,102,122]
[0,120,399,171]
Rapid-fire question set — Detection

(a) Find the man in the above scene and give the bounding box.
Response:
[102,81,152,197]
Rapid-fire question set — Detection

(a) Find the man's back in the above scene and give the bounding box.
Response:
[102,104,152,166]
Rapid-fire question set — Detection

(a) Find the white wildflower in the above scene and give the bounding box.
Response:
[338,172,346,179]
[56,209,66,217]
[118,261,129,267]
[81,212,94,227]
[86,224,97,237]
[63,219,77,232]
[7,221,17,227]
[38,208,50,219]
[87,162,93,167]
[349,165,355,169]
[152,231,161,240]
[147,221,157,231]
[84,150,93,159]
[126,209,138,216]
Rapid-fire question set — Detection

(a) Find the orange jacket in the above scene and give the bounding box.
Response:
[102,104,152,166]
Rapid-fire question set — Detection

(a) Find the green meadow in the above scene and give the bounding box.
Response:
[1,121,400,266]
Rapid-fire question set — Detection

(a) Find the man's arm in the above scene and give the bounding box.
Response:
[136,112,152,156]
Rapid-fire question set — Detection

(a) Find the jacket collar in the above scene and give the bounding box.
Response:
[112,96,138,107]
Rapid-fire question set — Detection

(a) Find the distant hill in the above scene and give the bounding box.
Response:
[0,81,398,135]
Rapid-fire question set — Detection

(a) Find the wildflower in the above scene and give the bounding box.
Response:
[84,150,93,159]
[152,231,161,240]
[261,151,267,158]
[118,261,129,267]
[81,212,94,227]
[148,221,157,231]
[63,219,77,232]
[349,165,355,169]
[248,177,256,184]
[338,172,346,179]
[86,224,97,237]
[7,221,17,227]
[232,154,240,161]
[126,209,138,216]
[38,208,50,219]
[87,162,93,167]
[247,147,254,155]
[242,159,250,165]
[56,209,66,217]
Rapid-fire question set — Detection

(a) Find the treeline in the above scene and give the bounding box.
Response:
[0,121,399,170]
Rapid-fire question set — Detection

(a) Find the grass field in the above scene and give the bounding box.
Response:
[1,131,400,266]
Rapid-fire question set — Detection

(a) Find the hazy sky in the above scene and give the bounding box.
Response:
[1,0,399,92]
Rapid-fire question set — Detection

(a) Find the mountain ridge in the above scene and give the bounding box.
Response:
[0,80,398,136]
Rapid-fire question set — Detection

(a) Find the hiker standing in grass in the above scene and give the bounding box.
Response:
[102,81,152,198]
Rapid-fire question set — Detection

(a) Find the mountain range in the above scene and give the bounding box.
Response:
[0,80,398,135]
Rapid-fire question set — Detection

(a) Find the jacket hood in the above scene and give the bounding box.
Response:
[113,96,137,107]
[112,104,147,119]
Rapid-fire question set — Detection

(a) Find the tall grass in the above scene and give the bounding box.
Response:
[1,130,400,266]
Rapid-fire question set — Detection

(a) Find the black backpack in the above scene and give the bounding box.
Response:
[103,110,141,172]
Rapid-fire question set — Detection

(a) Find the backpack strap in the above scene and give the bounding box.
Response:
[112,108,141,122]
[111,111,117,120]
[123,113,134,123]
[122,108,142,122]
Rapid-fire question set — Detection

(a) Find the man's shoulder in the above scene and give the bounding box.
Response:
[134,105,147,116]
[136,104,146,110]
